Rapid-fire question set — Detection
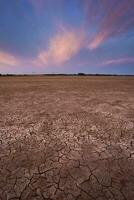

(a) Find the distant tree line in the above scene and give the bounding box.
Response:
[0,73,133,77]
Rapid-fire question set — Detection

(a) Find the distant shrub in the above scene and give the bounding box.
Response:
[78,73,86,76]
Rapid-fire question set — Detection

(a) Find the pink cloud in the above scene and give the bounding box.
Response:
[0,28,85,69]
[85,0,134,49]
[101,57,134,66]
[35,28,85,66]
[0,51,20,67]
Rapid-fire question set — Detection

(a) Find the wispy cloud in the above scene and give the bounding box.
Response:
[101,57,134,66]
[35,28,85,66]
[0,28,85,69]
[85,0,134,49]
[0,51,20,67]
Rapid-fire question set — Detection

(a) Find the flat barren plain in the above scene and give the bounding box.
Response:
[0,76,134,200]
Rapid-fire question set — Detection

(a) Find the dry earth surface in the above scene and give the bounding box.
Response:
[0,76,134,200]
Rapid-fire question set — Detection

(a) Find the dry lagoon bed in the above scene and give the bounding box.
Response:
[0,76,134,200]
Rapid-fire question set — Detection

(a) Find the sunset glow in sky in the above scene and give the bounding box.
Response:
[0,0,134,74]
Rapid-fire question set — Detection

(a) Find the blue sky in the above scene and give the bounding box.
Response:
[0,0,134,74]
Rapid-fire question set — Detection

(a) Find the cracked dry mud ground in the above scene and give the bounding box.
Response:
[0,76,134,200]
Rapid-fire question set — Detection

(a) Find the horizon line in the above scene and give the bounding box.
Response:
[0,73,134,77]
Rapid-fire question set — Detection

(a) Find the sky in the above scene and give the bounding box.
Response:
[0,0,134,74]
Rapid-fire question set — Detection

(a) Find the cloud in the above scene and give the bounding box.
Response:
[35,28,85,66]
[0,51,20,67]
[0,28,85,69]
[84,0,134,49]
[101,57,134,66]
